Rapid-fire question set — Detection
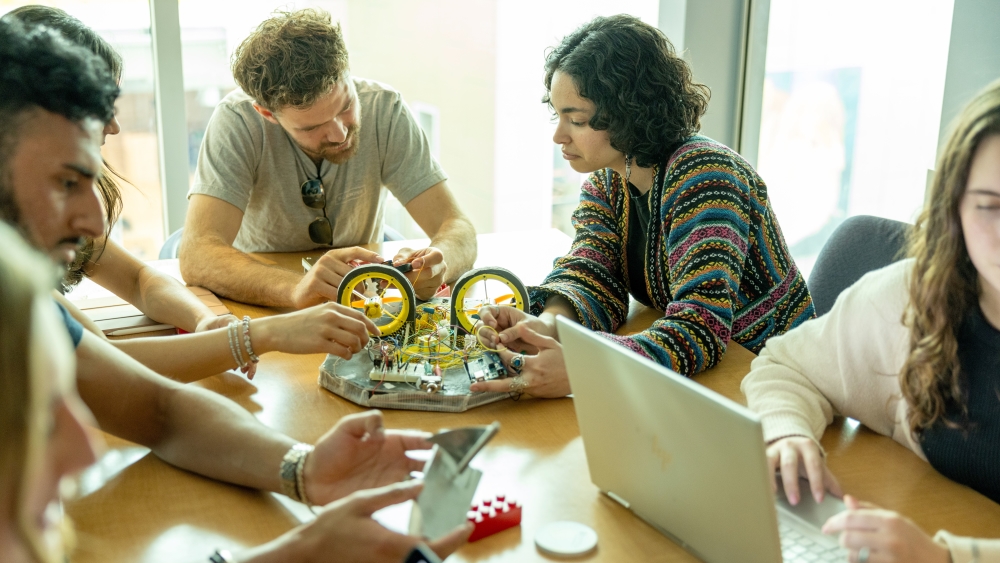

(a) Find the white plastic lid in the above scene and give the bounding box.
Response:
[534,521,598,557]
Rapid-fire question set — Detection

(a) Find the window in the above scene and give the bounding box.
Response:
[3,0,665,252]
[0,0,166,259]
[177,0,658,239]
[756,0,954,276]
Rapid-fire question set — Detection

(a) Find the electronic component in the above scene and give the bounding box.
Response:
[322,266,530,411]
[369,361,423,383]
[468,495,522,542]
[383,259,413,274]
[464,352,507,383]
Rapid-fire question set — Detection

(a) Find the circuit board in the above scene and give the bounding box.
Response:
[319,348,513,412]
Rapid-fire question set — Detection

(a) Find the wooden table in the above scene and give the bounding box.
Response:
[66,229,1000,563]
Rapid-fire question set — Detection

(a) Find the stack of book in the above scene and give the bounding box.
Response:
[65,259,229,336]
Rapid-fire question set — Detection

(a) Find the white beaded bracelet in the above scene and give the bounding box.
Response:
[241,316,260,363]
[227,320,247,370]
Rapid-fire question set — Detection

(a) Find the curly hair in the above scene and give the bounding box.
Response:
[3,6,127,283]
[0,17,119,228]
[232,8,349,111]
[542,14,710,168]
[4,5,123,83]
[900,78,1000,435]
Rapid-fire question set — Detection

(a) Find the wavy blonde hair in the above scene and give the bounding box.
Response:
[0,221,62,562]
[901,79,1000,434]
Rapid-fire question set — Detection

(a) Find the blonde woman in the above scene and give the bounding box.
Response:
[0,214,98,563]
[742,79,1000,562]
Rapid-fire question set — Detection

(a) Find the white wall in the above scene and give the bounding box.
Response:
[937,0,1000,155]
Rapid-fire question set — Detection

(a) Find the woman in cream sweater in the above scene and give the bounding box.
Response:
[742,79,1000,563]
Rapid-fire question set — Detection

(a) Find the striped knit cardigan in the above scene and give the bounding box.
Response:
[530,136,814,376]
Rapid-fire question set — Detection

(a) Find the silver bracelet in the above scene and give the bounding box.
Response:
[241,316,260,363]
[280,443,314,505]
[227,320,247,370]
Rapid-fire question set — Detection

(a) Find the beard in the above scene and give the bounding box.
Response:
[303,120,362,165]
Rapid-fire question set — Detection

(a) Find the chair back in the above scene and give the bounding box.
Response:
[808,215,911,316]
[159,228,184,260]
[383,224,406,242]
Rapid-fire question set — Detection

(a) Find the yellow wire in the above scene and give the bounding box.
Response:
[475,323,502,352]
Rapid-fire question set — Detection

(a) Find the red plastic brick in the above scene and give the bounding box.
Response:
[467,495,522,542]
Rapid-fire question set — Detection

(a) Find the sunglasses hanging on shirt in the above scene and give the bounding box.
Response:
[288,133,334,246]
[300,177,333,245]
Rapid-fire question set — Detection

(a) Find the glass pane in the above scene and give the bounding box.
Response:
[757,0,954,276]
[0,0,165,258]
[178,1,658,239]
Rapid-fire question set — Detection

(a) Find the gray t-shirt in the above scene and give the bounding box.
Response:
[189,77,446,253]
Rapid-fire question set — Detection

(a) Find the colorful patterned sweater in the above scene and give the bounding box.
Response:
[530,136,814,376]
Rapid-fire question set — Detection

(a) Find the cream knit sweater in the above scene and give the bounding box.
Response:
[741,258,999,562]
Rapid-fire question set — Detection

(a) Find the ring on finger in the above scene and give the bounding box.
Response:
[857,547,870,563]
[510,353,526,374]
[508,375,527,393]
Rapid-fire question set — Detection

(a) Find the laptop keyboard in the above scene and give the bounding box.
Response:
[779,522,847,562]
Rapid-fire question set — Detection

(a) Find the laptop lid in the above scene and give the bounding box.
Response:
[558,318,783,563]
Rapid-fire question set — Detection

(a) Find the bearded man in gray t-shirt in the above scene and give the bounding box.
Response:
[180,8,476,308]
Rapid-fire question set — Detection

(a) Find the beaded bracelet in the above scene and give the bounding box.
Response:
[227,320,248,370]
[241,316,260,363]
[295,446,311,506]
[280,443,314,505]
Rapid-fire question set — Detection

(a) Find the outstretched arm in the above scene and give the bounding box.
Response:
[180,194,382,309]
[76,329,294,491]
[62,296,377,383]
[76,333,432,507]
[531,172,630,333]
[86,237,230,332]
[397,181,477,299]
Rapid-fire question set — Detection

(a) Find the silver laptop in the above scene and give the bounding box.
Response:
[558,318,848,563]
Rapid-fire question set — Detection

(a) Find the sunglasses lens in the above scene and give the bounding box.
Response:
[309,217,333,245]
[301,179,325,209]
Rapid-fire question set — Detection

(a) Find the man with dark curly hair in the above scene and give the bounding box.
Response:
[0,16,114,267]
[180,8,476,308]
[475,15,814,398]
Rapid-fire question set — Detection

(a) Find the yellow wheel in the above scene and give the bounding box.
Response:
[450,267,528,334]
[337,264,416,336]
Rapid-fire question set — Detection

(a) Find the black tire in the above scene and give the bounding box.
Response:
[337,264,416,335]
[451,267,529,334]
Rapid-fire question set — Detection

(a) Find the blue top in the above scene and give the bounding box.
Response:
[55,301,84,348]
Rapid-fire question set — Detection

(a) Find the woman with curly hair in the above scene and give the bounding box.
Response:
[475,14,813,398]
[740,79,1000,562]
